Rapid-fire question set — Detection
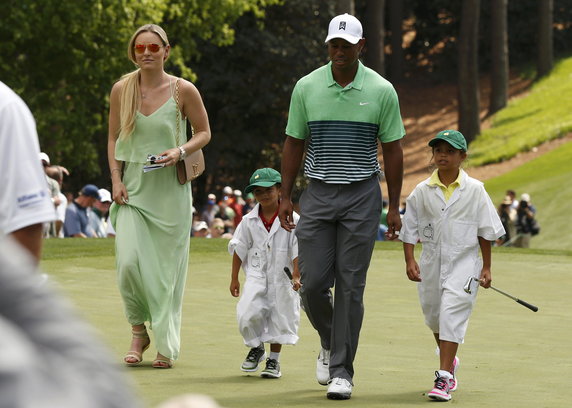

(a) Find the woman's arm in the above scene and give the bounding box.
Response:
[108,81,128,205]
[179,79,211,155]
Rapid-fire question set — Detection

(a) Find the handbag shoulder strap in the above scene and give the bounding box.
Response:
[174,78,181,147]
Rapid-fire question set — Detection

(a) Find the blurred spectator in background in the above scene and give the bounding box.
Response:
[45,165,68,238]
[513,193,538,248]
[399,201,407,216]
[242,192,256,215]
[88,188,112,238]
[210,218,232,239]
[63,185,100,238]
[39,152,62,237]
[230,189,244,228]
[223,185,233,199]
[497,195,517,246]
[201,193,218,227]
[376,200,389,241]
[506,189,519,210]
[216,197,236,233]
[106,221,116,238]
[193,221,210,238]
[39,152,61,207]
[0,81,56,262]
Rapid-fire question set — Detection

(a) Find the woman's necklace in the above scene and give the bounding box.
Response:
[140,76,165,100]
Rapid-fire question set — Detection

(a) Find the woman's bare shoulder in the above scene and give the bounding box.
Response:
[110,78,127,95]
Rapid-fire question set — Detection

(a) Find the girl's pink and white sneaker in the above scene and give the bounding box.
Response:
[428,370,452,401]
[449,356,459,392]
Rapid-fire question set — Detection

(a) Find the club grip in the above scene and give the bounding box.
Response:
[283,267,293,280]
[517,299,538,312]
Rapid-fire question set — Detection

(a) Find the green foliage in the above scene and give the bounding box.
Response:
[0,0,165,182]
[405,0,572,79]
[0,0,278,193]
[469,57,572,166]
[192,0,335,201]
[483,140,572,251]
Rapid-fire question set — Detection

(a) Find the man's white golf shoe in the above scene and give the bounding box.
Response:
[316,348,330,385]
[327,377,352,400]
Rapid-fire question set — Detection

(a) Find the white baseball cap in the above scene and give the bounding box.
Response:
[223,186,233,195]
[325,13,363,44]
[39,152,50,165]
[193,221,209,232]
[98,188,112,203]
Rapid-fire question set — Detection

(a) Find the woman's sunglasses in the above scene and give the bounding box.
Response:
[134,43,163,54]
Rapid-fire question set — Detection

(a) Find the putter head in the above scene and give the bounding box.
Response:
[463,277,475,294]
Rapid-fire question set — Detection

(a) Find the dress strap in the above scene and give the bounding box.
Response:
[169,77,175,97]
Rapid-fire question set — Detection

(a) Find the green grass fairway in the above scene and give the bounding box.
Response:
[41,239,571,408]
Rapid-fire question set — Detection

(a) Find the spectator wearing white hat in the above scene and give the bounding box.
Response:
[44,165,69,238]
[39,153,62,209]
[229,189,244,228]
[192,221,210,238]
[223,186,233,196]
[88,188,113,238]
[200,193,219,227]
[39,152,62,238]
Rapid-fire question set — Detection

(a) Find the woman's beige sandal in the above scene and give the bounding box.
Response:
[152,358,173,369]
[124,328,151,366]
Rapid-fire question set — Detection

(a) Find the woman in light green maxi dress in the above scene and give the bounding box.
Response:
[107,24,211,368]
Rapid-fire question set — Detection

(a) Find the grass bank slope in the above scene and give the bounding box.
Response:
[470,57,572,166]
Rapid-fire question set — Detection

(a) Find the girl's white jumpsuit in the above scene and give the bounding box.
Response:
[400,170,505,343]
[228,204,300,347]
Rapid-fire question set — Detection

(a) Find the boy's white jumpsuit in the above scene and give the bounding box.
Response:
[228,204,301,347]
[400,170,504,343]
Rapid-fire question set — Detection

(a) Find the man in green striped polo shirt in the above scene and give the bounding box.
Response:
[279,13,405,400]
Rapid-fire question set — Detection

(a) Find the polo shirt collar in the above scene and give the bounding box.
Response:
[326,60,365,90]
[427,168,466,189]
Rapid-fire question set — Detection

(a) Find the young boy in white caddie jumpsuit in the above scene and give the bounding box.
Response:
[229,168,301,379]
[400,130,504,402]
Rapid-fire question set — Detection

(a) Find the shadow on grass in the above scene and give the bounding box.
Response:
[216,389,430,407]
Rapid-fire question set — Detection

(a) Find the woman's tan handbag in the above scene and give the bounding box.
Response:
[174,79,205,184]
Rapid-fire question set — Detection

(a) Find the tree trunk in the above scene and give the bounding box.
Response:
[537,0,553,78]
[458,0,481,143]
[489,0,509,115]
[389,0,404,82]
[336,0,355,15]
[363,0,386,75]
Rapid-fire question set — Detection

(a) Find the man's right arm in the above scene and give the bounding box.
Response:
[11,224,44,262]
[279,136,305,231]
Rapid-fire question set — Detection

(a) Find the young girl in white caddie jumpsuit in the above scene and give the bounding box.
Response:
[229,168,301,379]
[400,130,504,402]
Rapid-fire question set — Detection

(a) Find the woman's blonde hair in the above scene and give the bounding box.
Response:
[118,24,169,139]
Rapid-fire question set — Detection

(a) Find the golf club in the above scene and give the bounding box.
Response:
[463,277,538,312]
[284,267,304,310]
